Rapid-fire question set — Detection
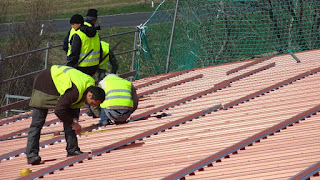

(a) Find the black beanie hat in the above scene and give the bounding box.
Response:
[86,9,98,18]
[70,14,84,24]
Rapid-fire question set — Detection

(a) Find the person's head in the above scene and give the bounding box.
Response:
[86,9,98,25]
[85,86,105,106]
[70,14,84,30]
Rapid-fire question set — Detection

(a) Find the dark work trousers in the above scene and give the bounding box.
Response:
[26,108,80,158]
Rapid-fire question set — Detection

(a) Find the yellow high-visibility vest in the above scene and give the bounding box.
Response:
[67,22,100,67]
[100,75,133,108]
[67,28,77,55]
[51,65,95,108]
[67,22,93,55]
[75,30,100,67]
[99,41,110,70]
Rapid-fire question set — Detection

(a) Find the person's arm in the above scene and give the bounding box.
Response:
[62,30,70,53]
[131,85,139,112]
[109,50,118,74]
[67,34,81,67]
[79,24,97,37]
[54,84,82,134]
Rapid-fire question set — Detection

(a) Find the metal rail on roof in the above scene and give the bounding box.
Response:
[289,161,320,180]
[162,104,320,180]
[135,69,193,89]
[0,109,87,142]
[0,123,99,161]
[138,74,203,97]
[0,118,58,142]
[0,136,61,161]
[118,70,136,79]
[17,152,91,180]
[224,66,320,109]
[226,56,273,75]
[0,99,30,113]
[0,112,31,126]
[226,62,275,83]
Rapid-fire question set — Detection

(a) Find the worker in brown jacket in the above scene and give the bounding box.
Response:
[26,65,105,165]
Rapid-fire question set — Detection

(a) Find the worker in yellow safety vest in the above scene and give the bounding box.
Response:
[97,41,119,81]
[66,14,101,76]
[26,65,105,165]
[95,74,139,126]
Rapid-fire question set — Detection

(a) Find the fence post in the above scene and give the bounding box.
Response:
[45,42,49,69]
[5,94,9,117]
[166,0,179,73]
[131,27,139,81]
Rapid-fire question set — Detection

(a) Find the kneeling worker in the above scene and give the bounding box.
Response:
[26,65,105,165]
[97,74,139,126]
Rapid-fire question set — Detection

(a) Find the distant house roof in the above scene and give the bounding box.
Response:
[1,49,320,180]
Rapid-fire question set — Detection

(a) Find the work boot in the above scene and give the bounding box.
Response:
[98,119,114,127]
[67,150,84,157]
[27,156,41,165]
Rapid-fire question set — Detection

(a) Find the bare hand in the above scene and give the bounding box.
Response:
[72,122,82,136]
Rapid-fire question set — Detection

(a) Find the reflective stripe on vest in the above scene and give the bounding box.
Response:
[100,75,133,108]
[51,65,95,108]
[84,22,92,27]
[76,29,100,67]
[99,41,110,70]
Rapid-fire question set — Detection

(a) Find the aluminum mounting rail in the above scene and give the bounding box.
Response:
[226,56,273,75]
[289,161,320,180]
[135,69,193,89]
[138,74,203,98]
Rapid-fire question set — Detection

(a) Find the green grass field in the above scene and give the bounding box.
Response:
[2,0,162,22]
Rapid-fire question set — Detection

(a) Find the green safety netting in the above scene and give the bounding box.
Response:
[135,0,320,79]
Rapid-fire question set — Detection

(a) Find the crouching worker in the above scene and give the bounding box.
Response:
[97,74,138,126]
[26,65,105,165]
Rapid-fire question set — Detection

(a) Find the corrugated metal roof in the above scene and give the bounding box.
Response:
[1,49,320,180]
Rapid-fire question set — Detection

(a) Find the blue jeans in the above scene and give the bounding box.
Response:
[99,108,132,125]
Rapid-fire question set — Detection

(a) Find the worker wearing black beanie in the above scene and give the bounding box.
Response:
[86,9,98,21]
[70,14,84,24]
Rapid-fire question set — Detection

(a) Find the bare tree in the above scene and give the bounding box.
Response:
[0,0,57,116]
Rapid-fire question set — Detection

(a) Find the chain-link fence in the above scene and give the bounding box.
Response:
[136,0,320,79]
